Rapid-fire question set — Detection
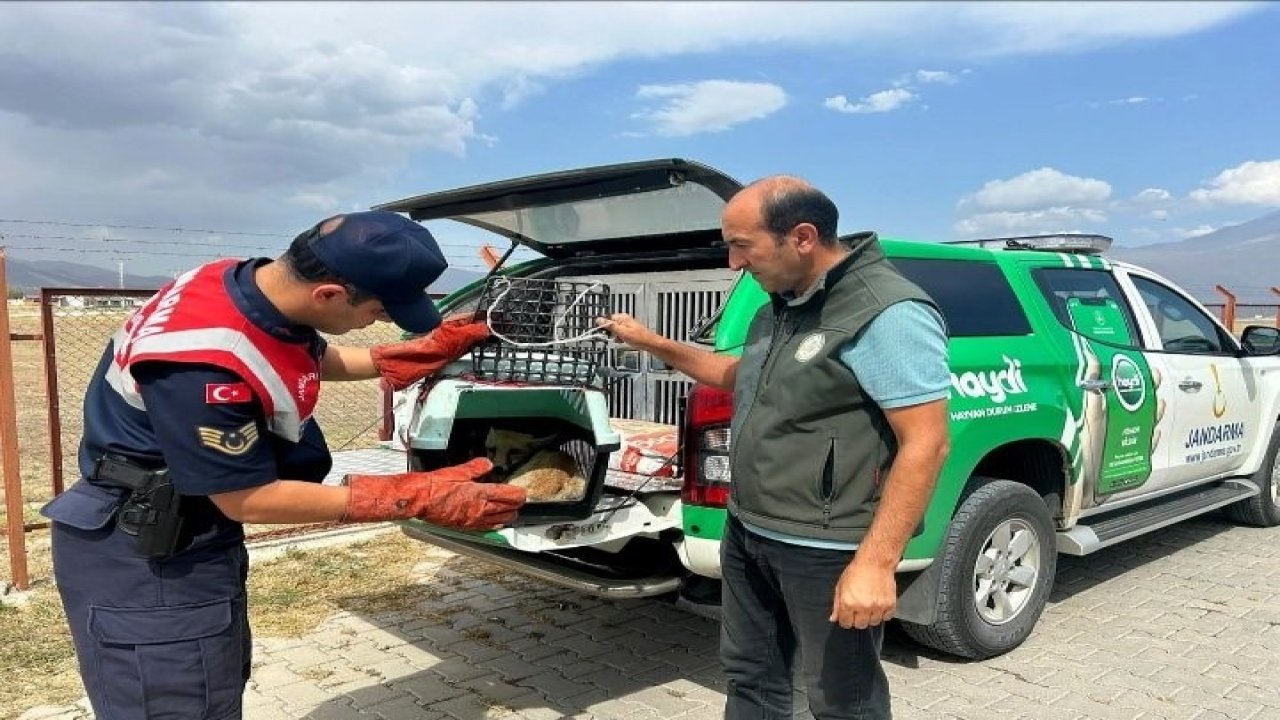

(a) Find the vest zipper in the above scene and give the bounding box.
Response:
[760,308,798,383]
[732,307,793,508]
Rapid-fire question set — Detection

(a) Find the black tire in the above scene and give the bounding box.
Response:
[901,479,1057,660]
[1223,422,1280,527]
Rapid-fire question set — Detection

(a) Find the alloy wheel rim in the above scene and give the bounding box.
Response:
[972,518,1041,625]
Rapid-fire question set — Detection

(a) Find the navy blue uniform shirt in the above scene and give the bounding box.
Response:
[78,258,331,545]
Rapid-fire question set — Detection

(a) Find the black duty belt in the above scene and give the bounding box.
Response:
[92,454,167,491]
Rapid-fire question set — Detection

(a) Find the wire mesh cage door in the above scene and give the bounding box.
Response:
[472,277,611,385]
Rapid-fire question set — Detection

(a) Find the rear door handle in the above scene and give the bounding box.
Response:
[1178,379,1203,392]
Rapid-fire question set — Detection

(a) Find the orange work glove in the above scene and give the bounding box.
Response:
[371,318,491,390]
[343,458,526,529]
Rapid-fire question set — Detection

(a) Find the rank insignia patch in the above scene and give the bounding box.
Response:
[197,421,260,456]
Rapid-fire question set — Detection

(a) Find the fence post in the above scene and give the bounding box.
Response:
[1214,285,1236,331]
[39,289,65,495]
[0,249,30,590]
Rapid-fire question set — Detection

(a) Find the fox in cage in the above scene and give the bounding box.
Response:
[484,427,588,503]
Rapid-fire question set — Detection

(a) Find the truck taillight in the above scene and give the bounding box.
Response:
[682,383,733,507]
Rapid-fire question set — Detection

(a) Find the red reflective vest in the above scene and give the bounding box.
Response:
[105,259,320,441]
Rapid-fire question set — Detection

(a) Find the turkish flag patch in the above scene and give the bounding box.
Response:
[205,382,252,404]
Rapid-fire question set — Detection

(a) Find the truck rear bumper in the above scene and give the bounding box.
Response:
[400,525,682,599]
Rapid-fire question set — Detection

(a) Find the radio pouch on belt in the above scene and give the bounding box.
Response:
[94,454,184,560]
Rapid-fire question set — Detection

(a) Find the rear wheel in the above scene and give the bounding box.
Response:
[902,479,1057,659]
[1223,422,1280,527]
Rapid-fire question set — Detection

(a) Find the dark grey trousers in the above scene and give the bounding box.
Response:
[721,515,891,720]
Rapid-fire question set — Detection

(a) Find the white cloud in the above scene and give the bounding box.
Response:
[1085,96,1159,109]
[0,1,1262,269]
[956,167,1114,236]
[961,167,1112,212]
[954,207,1108,236]
[1134,188,1173,203]
[824,88,916,115]
[1175,224,1218,238]
[1127,188,1173,220]
[498,75,547,110]
[632,80,787,136]
[895,69,966,86]
[914,70,961,84]
[955,2,1258,55]
[830,66,963,116]
[1189,160,1280,206]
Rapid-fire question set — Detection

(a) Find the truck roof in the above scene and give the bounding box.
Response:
[879,233,1119,266]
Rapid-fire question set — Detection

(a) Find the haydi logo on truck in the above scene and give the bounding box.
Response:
[1110,355,1146,411]
[950,355,1027,403]
[384,159,1280,665]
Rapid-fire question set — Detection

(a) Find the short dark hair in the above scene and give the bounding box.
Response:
[761,186,839,245]
[282,219,376,305]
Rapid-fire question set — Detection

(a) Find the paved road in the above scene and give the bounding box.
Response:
[21,515,1280,720]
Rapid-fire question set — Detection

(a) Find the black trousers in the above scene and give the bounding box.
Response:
[721,515,891,720]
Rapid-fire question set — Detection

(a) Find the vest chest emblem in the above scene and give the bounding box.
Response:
[794,332,826,363]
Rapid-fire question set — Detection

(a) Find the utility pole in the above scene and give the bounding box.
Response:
[118,259,124,289]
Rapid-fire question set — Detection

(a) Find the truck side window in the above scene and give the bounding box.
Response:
[891,258,1031,337]
[1130,276,1235,355]
[1033,268,1141,348]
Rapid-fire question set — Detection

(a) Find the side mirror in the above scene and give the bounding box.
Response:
[1240,325,1280,355]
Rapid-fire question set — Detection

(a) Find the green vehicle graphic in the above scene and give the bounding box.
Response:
[383,160,1280,659]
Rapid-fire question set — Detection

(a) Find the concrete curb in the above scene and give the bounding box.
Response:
[246,522,401,565]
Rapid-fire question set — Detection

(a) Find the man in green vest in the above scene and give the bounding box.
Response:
[600,176,951,719]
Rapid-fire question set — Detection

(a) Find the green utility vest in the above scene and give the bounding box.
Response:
[728,232,935,542]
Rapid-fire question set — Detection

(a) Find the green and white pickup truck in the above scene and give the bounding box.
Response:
[377,159,1280,659]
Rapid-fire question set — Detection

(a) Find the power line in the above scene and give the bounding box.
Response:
[0,231,503,254]
[0,217,290,238]
[0,243,505,272]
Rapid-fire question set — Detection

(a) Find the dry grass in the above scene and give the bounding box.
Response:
[0,530,438,717]
[1,306,404,588]
[1,290,1276,716]
[0,301,407,717]
[247,531,426,637]
[0,561,81,716]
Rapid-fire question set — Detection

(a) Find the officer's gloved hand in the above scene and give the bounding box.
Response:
[343,458,526,529]
[371,318,490,390]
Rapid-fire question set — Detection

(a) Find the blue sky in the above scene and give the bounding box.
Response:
[0,2,1276,277]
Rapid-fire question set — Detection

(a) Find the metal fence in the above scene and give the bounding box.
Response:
[3,264,1279,590]
[1,274,412,589]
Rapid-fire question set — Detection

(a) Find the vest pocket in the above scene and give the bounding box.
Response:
[820,436,836,528]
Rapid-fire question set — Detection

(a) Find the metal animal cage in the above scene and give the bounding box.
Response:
[471,276,611,386]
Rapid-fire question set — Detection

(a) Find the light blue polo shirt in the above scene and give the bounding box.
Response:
[741,300,949,550]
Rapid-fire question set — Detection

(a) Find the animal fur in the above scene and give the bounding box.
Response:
[484,428,587,502]
[506,449,586,502]
[485,428,555,474]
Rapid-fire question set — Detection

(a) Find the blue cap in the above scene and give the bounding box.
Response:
[307,210,446,333]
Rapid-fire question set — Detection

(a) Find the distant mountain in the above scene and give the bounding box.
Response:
[1110,210,1280,304]
[432,267,487,293]
[3,256,486,296]
[3,257,172,293]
